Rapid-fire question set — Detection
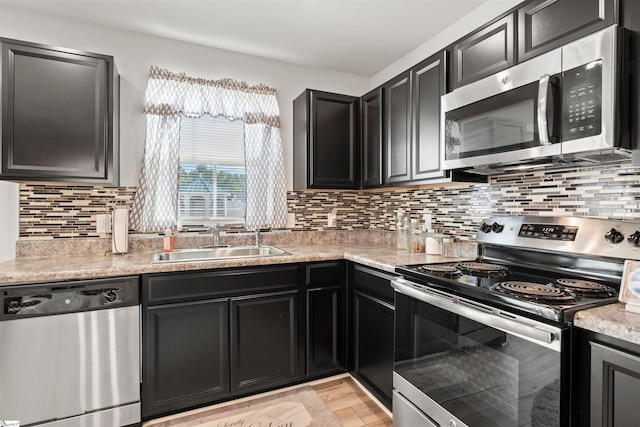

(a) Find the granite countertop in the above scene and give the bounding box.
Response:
[4,234,638,348]
[0,242,459,285]
[574,303,640,347]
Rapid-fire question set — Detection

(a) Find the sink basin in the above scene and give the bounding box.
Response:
[151,245,289,263]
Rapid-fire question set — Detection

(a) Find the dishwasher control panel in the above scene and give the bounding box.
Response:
[1,276,139,319]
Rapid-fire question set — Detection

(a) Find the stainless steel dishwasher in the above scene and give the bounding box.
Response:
[0,276,141,426]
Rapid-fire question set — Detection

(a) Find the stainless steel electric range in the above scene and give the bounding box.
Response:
[391,216,640,427]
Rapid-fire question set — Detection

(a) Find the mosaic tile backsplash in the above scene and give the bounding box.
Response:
[18,162,640,241]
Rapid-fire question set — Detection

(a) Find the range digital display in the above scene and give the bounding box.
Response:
[518,224,578,241]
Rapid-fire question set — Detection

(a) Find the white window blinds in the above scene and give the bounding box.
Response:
[178,116,246,225]
[179,116,245,165]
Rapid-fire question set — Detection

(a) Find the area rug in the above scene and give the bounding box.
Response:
[147,386,343,427]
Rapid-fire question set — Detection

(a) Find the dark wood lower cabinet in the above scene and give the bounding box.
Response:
[576,328,640,427]
[142,262,349,420]
[349,263,396,409]
[305,261,345,377]
[353,291,394,407]
[307,285,342,375]
[230,290,299,394]
[144,299,229,417]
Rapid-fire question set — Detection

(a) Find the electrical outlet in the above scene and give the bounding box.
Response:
[96,214,112,233]
[286,213,296,228]
[96,214,107,233]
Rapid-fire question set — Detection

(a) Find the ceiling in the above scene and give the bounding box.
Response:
[0,0,493,77]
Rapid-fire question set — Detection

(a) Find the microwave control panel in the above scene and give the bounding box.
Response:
[562,60,602,141]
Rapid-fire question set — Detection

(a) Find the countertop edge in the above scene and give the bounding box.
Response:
[574,303,640,347]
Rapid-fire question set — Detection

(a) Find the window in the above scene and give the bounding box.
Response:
[178,116,246,228]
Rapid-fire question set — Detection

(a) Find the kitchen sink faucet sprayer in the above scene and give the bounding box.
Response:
[254,228,261,247]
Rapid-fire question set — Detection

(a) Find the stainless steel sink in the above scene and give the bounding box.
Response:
[151,245,289,263]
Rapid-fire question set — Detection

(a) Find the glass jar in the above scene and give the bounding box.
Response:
[396,214,409,250]
[410,219,424,252]
[442,236,456,257]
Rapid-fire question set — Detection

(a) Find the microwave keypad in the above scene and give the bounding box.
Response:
[562,61,602,141]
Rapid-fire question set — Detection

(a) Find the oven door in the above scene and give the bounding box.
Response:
[392,278,570,427]
[442,47,562,171]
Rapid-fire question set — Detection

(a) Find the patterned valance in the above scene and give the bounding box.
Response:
[142,66,281,128]
[131,66,287,232]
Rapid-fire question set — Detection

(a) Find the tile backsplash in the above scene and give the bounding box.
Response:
[18,162,640,241]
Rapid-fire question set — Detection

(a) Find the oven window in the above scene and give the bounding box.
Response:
[395,293,562,426]
[445,81,542,160]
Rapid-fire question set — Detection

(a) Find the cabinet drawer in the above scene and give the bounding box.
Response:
[143,265,299,305]
[351,264,396,304]
[305,261,343,287]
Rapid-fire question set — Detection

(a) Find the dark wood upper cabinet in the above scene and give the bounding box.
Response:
[518,0,616,63]
[382,71,412,185]
[360,87,383,188]
[293,89,359,190]
[452,13,515,89]
[411,51,447,182]
[0,38,119,184]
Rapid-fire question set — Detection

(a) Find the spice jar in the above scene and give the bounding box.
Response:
[410,219,425,252]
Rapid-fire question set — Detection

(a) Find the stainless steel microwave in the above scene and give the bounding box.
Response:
[442,26,632,174]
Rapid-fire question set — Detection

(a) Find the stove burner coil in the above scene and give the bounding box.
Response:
[554,278,617,297]
[491,281,577,303]
[458,262,509,278]
[416,264,462,277]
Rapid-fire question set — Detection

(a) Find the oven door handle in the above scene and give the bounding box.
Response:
[392,279,562,351]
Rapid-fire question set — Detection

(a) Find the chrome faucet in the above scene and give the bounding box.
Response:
[212,223,220,246]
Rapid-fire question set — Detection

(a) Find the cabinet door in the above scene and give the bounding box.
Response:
[353,290,395,408]
[293,90,359,190]
[144,299,229,417]
[518,0,615,63]
[0,38,118,184]
[307,285,342,375]
[383,71,412,184]
[452,13,514,89]
[361,87,383,188]
[230,290,299,394]
[590,341,640,427]
[412,51,447,181]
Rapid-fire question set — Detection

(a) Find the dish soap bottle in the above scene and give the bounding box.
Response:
[163,228,174,252]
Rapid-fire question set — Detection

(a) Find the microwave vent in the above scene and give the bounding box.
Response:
[464,149,632,176]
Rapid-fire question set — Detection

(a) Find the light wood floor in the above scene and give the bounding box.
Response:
[312,375,393,427]
[143,374,393,427]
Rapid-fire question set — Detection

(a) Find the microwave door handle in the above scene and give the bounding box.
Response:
[537,74,551,145]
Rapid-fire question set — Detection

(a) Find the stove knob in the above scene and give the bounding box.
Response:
[605,228,624,244]
[491,222,504,233]
[480,222,492,233]
[628,231,640,247]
